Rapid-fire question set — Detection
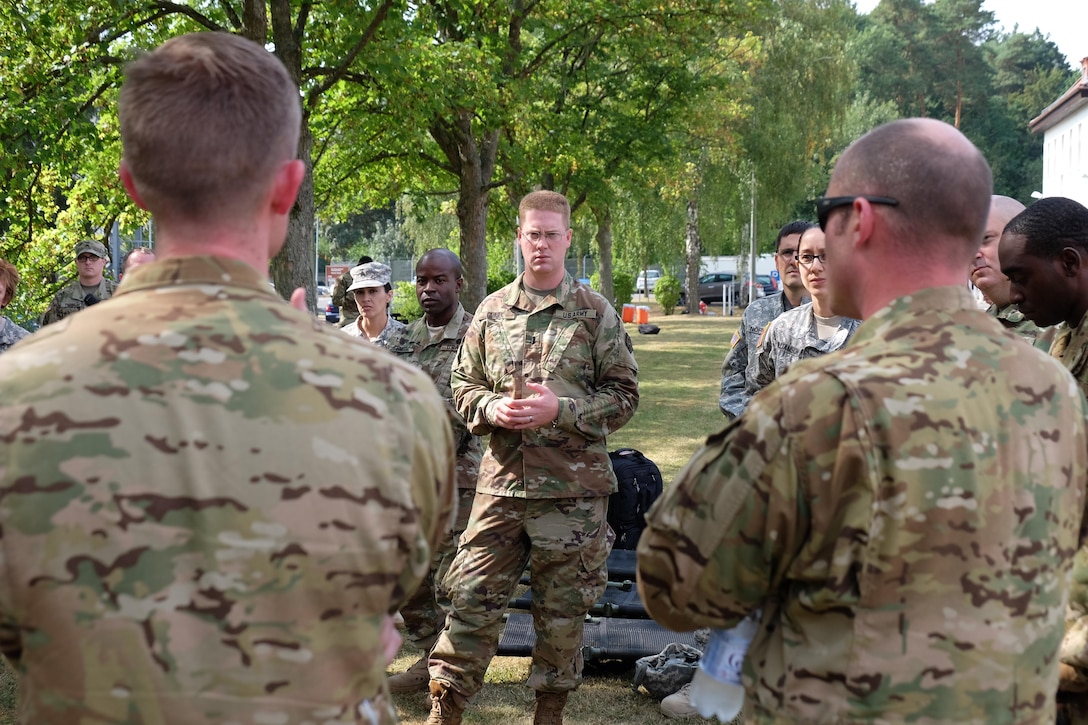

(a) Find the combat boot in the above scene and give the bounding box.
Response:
[660,683,698,719]
[426,680,467,725]
[387,654,430,693]
[533,690,569,725]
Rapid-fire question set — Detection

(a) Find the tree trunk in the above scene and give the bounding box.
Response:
[685,198,700,314]
[266,0,314,308]
[592,204,614,303]
[431,109,499,312]
[273,124,316,308]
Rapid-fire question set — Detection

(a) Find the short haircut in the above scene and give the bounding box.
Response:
[118,32,302,223]
[123,247,155,271]
[1004,197,1088,259]
[417,248,463,278]
[834,119,992,252]
[0,259,19,306]
[519,190,571,228]
[775,220,816,251]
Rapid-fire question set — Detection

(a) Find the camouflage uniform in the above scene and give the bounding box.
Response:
[343,313,407,348]
[988,302,1053,352]
[39,276,119,326]
[750,302,861,392]
[719,292,806,419]
[432,273,638,697]
[332,268,360,328]
[638,286,1088,724]
[0,256,456,724]
[0,315,29,353]
[387,304,481,648]
[1051,313,1088,724]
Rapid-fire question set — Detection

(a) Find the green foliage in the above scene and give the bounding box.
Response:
[654,275,683,315]
[487,270,516,295]
[594,271,634,309]
[392,281,423,323]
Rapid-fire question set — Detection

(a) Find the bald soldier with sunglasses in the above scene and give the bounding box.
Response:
[638,118,1088,723]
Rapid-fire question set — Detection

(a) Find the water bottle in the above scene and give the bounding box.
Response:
[688,610,760,722]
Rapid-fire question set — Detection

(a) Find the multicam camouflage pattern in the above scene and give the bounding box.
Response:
[751,302,860,392]
[387,305,481,647]
[430,494,612,695]
[638,286,1088,724]
[343,312,407,348]
[989,302,1054,352]
[719,292,804,419]
[1051,312,1088,721]
[332,267,360,327]
[39,276,119,327]
[0,256,456,724]
[451,273,639,499]
[0,315,29,353]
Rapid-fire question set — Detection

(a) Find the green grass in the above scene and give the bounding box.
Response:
[0,304,742,724]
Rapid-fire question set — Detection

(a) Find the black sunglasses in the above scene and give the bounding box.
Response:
[815,195,899,231]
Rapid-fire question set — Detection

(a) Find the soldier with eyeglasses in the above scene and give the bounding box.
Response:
[428,190,639,725]
[39,240,119,327]
[750,225,860,392]
[718,220,813,419]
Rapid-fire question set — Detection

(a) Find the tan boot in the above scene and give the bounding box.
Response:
[387,654,431,693]
[533,691,569,725]
[426,680,467,725]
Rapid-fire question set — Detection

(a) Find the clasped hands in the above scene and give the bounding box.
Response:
[493,382,558,430]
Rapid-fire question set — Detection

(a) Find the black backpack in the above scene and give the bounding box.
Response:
[607,448,664,550]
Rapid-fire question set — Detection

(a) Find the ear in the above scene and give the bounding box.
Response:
[270,159,305,215]
[1060,247,1083,277]
[118,160,149,210]
[852,198,877,249]
[455,275,464,294]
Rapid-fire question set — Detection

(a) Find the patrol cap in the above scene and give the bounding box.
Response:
[75,240,108,259]
[347,261,392,292]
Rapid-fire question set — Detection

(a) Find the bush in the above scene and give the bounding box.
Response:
[591,271,635,310]
[392,280,423,322]
[654,275,682,315]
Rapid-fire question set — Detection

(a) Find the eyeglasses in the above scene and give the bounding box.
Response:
[522,229,566,244]
[815,195,899,231]
[797,253,828,267]
[77,254,101,262]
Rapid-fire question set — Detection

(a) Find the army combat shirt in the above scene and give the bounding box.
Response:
[639,285,1088,724]
[719,292,805,419]
[0,256,455,724]
[452,272,639,499]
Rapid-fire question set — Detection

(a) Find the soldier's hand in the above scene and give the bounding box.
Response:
[494,383,558,430]
[289,287,307,312]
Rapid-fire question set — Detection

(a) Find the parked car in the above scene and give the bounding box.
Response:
[636,269,662,294]
[324,302,340,324]
[696,272,744,305]
[755,274,776,295]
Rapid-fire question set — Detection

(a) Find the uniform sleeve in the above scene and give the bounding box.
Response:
[719,311,749,419]
[552,307,639,440]
[636,385,803,632]
[749,320,778,395]
[400,367,458,608]
[451,313,502,436]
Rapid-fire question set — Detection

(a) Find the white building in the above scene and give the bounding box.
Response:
[1030,57,1088,206]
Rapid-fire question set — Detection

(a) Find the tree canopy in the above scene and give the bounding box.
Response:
[0,0,1076,322]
